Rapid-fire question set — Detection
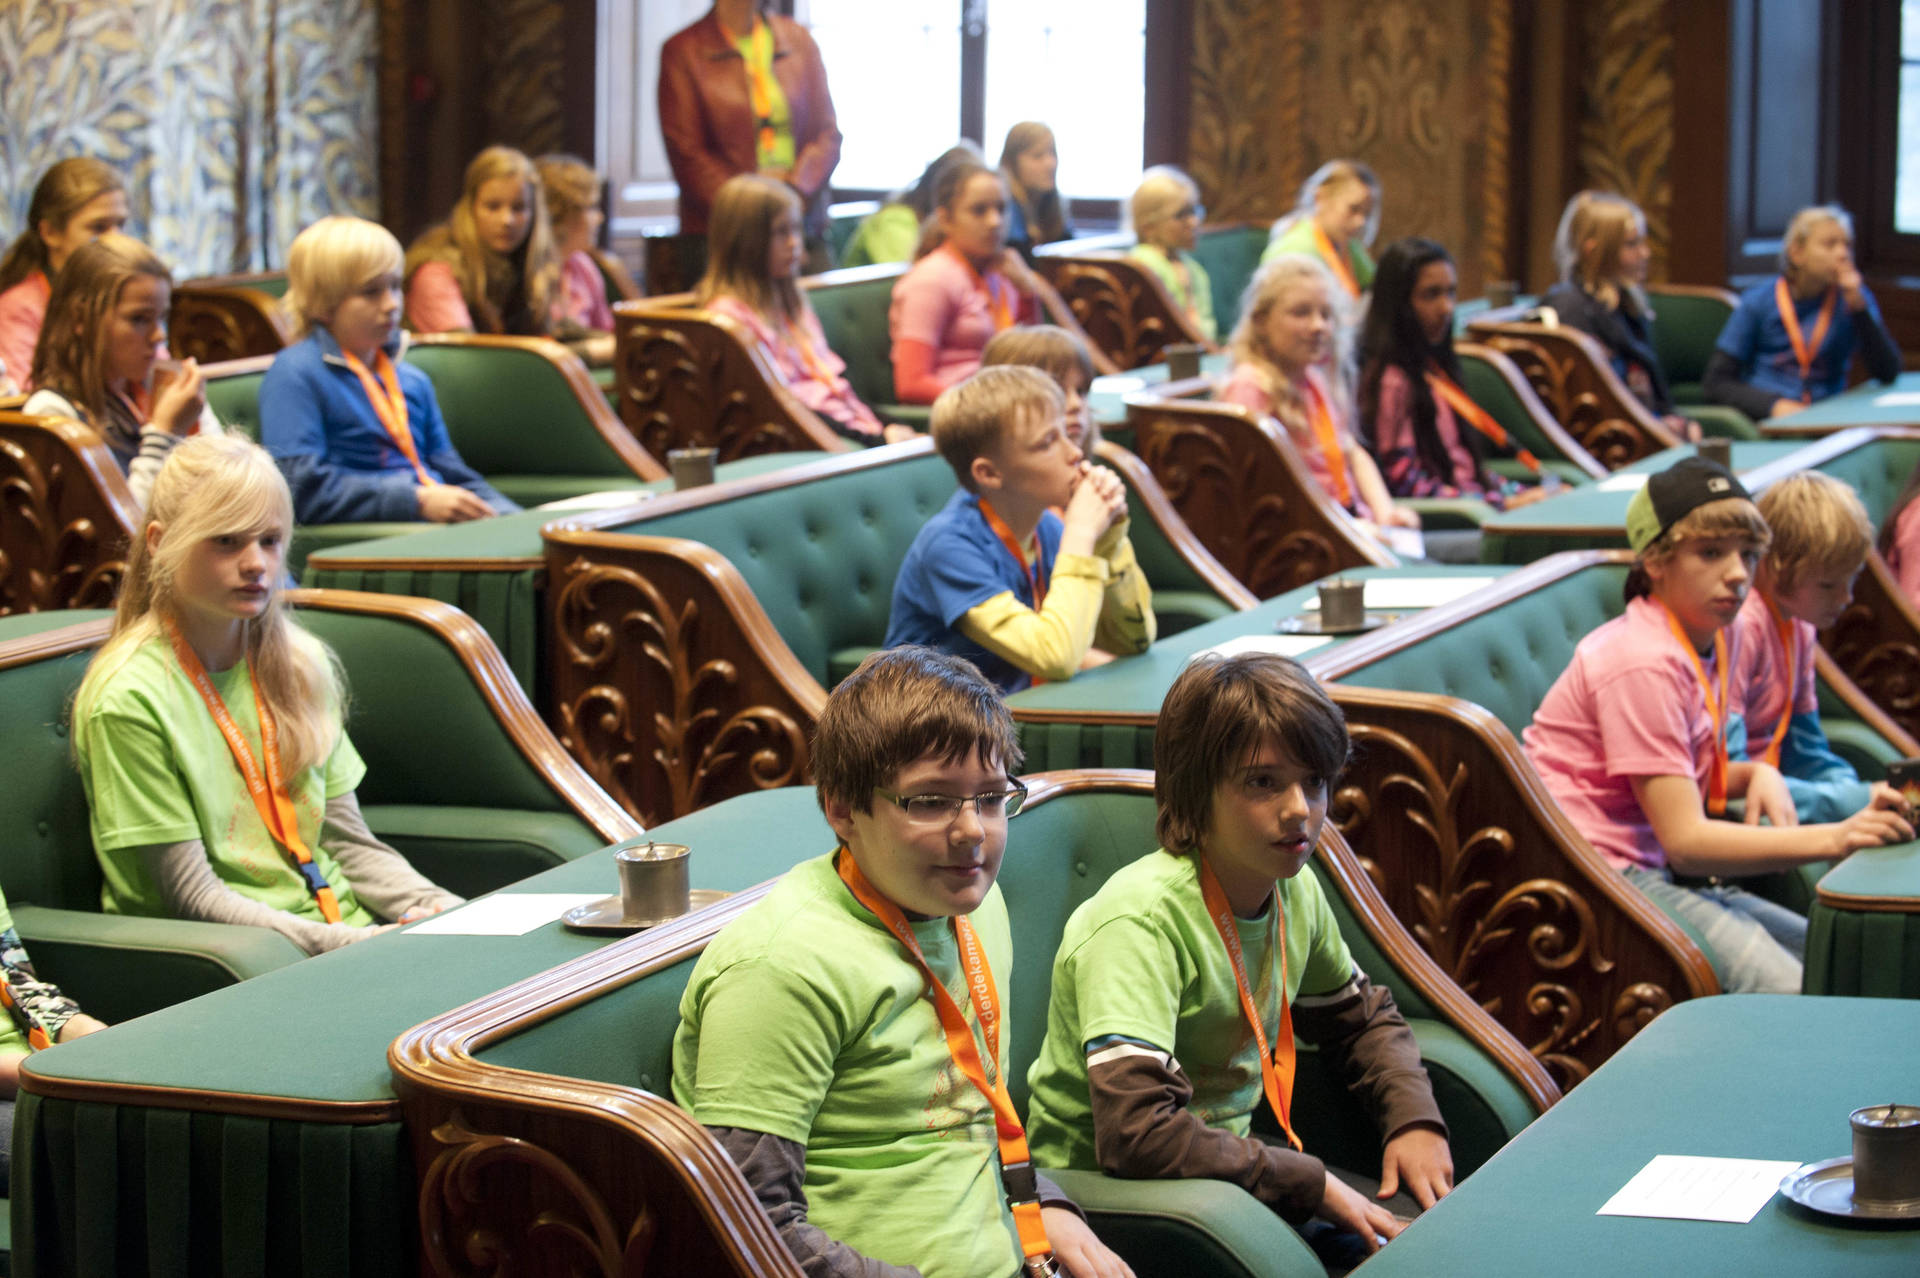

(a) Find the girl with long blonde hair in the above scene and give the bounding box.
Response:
[72,435,460,954]
[404,146,557,336]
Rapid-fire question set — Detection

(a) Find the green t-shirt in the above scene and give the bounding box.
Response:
[0,888,31,1061]
[1025,850,1357,1172]
[841,203,920,268]
[733,20,795,175]
[1129,242,1218,342]
[73,633,373,925]
[673,852,1020,1278]
[1261,216,1376,292]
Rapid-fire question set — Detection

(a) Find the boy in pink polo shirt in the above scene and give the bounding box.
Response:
[1523,457,1912,993]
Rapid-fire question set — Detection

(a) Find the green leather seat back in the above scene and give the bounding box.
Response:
[1815,436,1920,527]
[1189,225,1269,337]
[1459,350,1569,467]
[0,612,114,911]
[402,343,631,479]
[613,453,959,685]
[1650,292,1735,400]
[204,367,268,439]
[1337,563,1631,737]
[807,271,902,410]
[242,273,290,299]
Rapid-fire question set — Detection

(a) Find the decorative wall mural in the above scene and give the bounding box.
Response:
[1577,0,1675,281]
[0,0,378,279]
[482,0,566,159]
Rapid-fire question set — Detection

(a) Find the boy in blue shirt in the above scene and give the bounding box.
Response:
[886,365,1155,694]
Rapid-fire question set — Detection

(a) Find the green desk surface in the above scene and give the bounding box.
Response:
[0,609,112,643]
[1352,995,1920,1276]
[13,787,829,1278]
[1806,840,1920,998]
[1088,352,1232,425]
[1478,441,1806,564]
[1768,371,1920,430]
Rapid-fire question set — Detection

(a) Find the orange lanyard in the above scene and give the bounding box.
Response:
[1659,603,1730,816]
[341,350,433,485]
[784,315,840,391]
[978,498,1047,609]
[835,850,1054,1270]
[1757,591,1798,769]
[1774,277,1836,404]
[1310,222,1360,299]
[1196,857,1301,1151]
[948,245,1015,332]
[0,980,53,1052]
[163,617,344,923]
[1300,376,1354,509]
[1425,366,1541,475]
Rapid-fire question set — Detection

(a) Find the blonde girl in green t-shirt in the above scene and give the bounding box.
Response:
[72,434,460,955]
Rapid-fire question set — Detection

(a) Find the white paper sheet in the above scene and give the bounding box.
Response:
[1595,1155,1802,1224]
[1302,576,1495,610]
[399,893,606,936]
[1378,526,1426,560]
[536,489,654,511]
[1187,634,1331,664]
[1090,375,1149,395]
[1598,473,1651,492]
[1872,390,1920,407]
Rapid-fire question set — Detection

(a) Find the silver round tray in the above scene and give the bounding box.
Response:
[562,888,732,935]
[1778,1156,1920,1223]
[1276,611,1403,637]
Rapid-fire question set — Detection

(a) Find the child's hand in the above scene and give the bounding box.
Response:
[1504,484,1553,510]
[1380,503,1421,530]
[881,423,920,444]
[1743,764,1798,828]
[418,483,497,523]
[152,358,206,436]
[1664,413,1702,442]
[1827,803,1916,859]
[56,1014,111,1042]
[1318,1172,1406,1255]
[1868,781,1914,820]
[1839,263,1867,311]
[1379,1124,1454,1210]
[1039,1205,1136,1278]
[1064,463,1125,539]
[1769,397,1806,418]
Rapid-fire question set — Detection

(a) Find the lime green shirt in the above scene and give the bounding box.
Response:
[674,852,1021,1278]
[734,20,795,174]
[0,890,32,1061]
[73,633,373,925]
[1129,242,1218,341]
[1024,850,1357,1172]
[1261,216,1376,292]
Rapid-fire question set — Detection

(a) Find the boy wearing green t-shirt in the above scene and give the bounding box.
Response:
[673,646,1132,1278]
[1024,652,1452,1270]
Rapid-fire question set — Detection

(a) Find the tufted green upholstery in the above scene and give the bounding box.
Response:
[475,780,1535,1278]
[1647,287,1735,406]
[1189,224,1269,337]
[1458,350,1596,486]
[1811,433,1920,527]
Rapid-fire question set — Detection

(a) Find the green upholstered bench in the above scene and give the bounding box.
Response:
[802,262,930,431]
[1187,223,1269,337]
[168,271,292,364]
[390,772,1552,1278]
[1456,341,1608,487]
[0,590,639,1030]
[1646,282,1739,409]
[541,440,1253,824]
[0,411,140,616]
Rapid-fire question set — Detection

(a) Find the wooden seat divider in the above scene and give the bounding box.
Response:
[1465,319,1680,468]
[0,411,139,616]
[169,271,294,365]
[1035,251,1210,371]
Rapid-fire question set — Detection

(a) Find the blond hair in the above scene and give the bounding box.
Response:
[0,158,125,294]
[534,153,602,230]
[696,174,805,322]
[980,324,1100,450]
[931,364,1063,493]
[1129,166,1199,245]
[404,146,556,335]
[76,435,343,775]
[29,231,170,426]
[1288,159,1381,247]
[1226,253,1351,406]
[1554,190,1646,311]
[1758,470,1873,590]
[284,216,405,340]
[1780,205,1854,278]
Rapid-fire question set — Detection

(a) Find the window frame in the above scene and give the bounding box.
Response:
[1840,0,1920,272]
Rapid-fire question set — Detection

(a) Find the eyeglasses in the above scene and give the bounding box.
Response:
[1175,204,1205,221]
[873,778,1029,823]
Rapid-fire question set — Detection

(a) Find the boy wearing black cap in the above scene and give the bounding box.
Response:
[1523,457,1912,993]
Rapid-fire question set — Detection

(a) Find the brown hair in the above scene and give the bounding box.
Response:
[813,646,1021,816]
[29,231,170,426]
[1625,496,1772,601]
[534,153,603,230]
[404,146,556,335]
[1758,470,1873,590]
[1153,653,1350,855]
[916,161,1004,259]
[696,174,805,322]
[997,121,1070,245]
[981,325,1100,450]
[930,364,1063,492]
[0,158,126,294]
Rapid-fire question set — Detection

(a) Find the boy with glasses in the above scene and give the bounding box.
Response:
[674,646,1132,1278]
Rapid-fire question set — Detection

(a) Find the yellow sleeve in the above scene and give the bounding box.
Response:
[1091,518,1156,656]
[956,553,1113,682]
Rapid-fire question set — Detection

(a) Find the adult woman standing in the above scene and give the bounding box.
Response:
[658,1,842,263]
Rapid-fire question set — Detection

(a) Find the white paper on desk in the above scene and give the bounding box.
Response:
[1377,525,1425,560]
[536,489,653,511]
[1187,634,1331,664]
[1598,473,1651,492]
[1090,375,1148,395]
[1302,576,1495,610]
[399,893,605,936]
[1873,390,1920,407]
[1595,1155,1802,1223]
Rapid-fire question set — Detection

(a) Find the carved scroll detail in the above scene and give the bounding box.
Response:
[419,1109,655,1278]
[615,314,832,461]
[0,434,129,615]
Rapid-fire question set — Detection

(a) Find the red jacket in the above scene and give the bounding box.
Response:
[657,10,843,236]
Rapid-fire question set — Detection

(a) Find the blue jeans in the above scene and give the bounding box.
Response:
[1623,866,1807,994]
